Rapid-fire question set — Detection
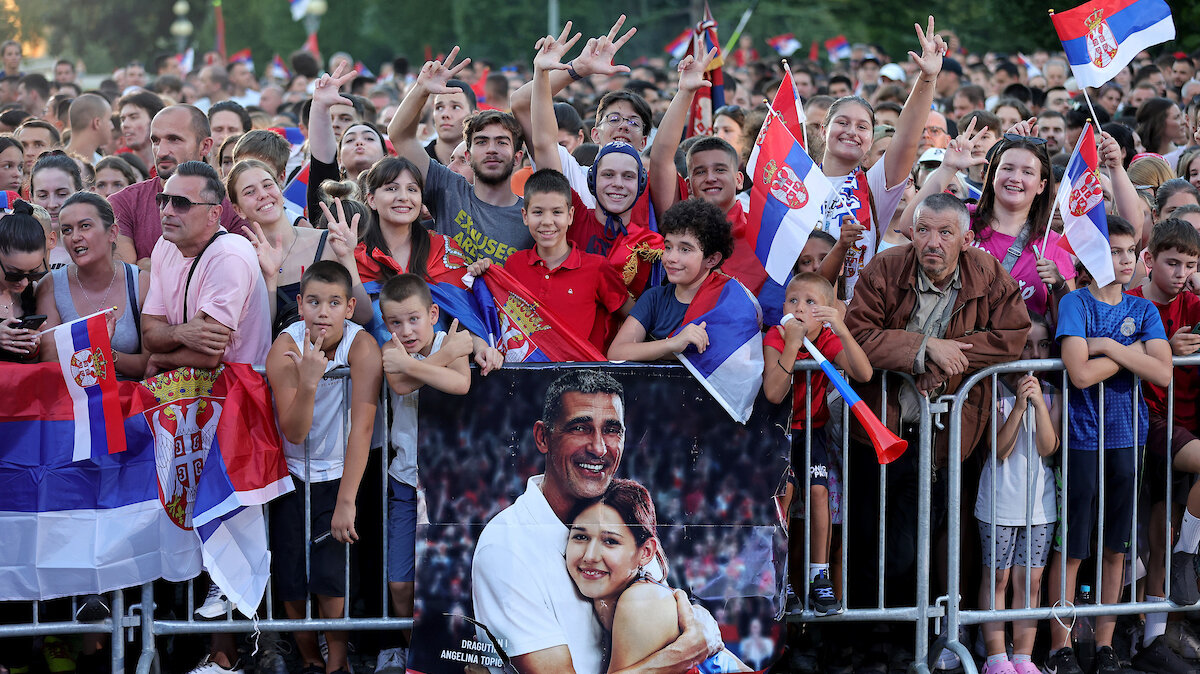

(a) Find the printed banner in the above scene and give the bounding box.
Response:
[409,364,789,673]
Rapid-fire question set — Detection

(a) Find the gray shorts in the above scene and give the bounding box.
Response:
[978,521,1054,570]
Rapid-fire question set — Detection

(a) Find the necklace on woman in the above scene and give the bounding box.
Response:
[278,227,301,275]
[73,262,118,310]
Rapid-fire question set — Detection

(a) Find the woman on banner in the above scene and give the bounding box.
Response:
[34,192,149,379]
[0,200,47,361]
[566,479,753,673]
[813,16,945,301]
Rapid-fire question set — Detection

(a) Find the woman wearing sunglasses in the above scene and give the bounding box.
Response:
[34,191,150,379]
[0,200,49,361]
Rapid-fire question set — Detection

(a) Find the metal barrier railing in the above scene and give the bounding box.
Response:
[940,354,1200,674]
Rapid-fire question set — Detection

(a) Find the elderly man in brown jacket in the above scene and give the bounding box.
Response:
[837,193,1028,661]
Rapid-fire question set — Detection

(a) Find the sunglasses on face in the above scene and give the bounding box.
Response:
[1002,133,1047,145]
[155,192,220,212]
[0,256,47,284]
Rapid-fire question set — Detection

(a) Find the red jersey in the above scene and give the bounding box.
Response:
[568,189,663,297]
[764,325,845,429]
[1126,285,1200,425]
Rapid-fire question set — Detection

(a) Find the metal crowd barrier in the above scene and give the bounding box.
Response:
[938,355,1200,674]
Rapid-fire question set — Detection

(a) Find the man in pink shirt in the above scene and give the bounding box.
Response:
[142,160,270,376]
[113,105,248,270]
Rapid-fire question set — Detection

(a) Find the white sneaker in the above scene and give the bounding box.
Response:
[376,647,409,673]
[195,581,232,619]
[186,655,244,674]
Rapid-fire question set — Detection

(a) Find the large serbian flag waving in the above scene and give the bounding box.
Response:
[1055,123,1115,287]
[746,109,834,285]
[1051,0,1175,89]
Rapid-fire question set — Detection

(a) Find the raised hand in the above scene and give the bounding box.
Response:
[677,47,717,94]
[942,117,987,172]
[313,61,356,110]
[909,16,946,80]
[533,21,581,72]
[837,215,865,248]
[1007,117,1038,137]
[285,328,329,388]
[242,221,285,281]
[1098,131,1122,169]
[417,46,472,95]
[321,198,361,263]
[383,333,416,374]
[572,15,638,78]
[443,318,475,360]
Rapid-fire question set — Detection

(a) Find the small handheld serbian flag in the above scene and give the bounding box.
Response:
[49,310,125,462]
[746,109,834,285]
[269,54,290,80]
[672,272,763,424]
[228,48,253,71]
[767,34,801,57]
[824,35,851,61]
[665,28,692,60]
[1051,0,1175,89]
[1055,123,1115,287]
[281,161,309,217]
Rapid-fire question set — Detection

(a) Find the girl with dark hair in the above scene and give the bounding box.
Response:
[0,200,48,361]
[226,158,370,336]
[566,479,752,672]
[34,191,150,378]
[1101,122,1137,169]
[1137,97,1188,169]
[0,135,23,191]
[307,63,388,223]
[93,155,140,198]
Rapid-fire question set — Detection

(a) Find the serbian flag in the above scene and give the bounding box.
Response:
[767,33,801,57]
[825,35,851,61]
[0,363,204,601]
[1055,123,1114,287]
[177,48,195,77]
[473,267,605,362]
[1051,0,1174,89]
[228,48,253,71]
[770,63,807,147]
[746,110,834,284]
[354,61,375,78]
[0,190,20,209]
[665,28,692,60]
[269,54,290,80]
[50,312,126,462]
[673,272,764,423]
[269,126,306,148]
[282,161,309,217]
[290,0,310,21]
[684,3,726,138]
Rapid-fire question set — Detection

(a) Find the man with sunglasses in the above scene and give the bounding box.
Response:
[141,160,270,377]
[113,105,249,271]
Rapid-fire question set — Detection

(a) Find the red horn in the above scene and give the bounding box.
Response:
[849,400,908,464]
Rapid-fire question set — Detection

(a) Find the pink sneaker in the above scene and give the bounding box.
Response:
[981,659,1019,674]
[1013,661,1042,674]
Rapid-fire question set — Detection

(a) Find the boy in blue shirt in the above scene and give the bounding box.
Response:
[1045,215,1173,674]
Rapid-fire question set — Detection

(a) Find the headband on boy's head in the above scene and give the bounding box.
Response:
[587,142,649,240]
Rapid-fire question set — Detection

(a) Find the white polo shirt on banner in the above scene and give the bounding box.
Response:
[471,474,604,674]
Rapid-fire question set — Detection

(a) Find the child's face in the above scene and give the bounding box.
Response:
[1022,321,1051,360]
[381,296,439,356]
[783,281,831,338]
[297,280,356,346]
[522,191,573,249]
[1145,246,1199,298]
[796,238,833,274]
[1109,233,1138,285]
[593,152,640,216]
[663,231,718,286]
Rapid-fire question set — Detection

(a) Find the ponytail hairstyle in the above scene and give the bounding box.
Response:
[359,157,431,280]
[318,178,370,241]
[0,199,48,255]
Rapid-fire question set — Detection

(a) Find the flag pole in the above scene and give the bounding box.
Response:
[36,306,117,337]
[1039,119,1092,257]
[721,0,761,56]
[781,58,809,151]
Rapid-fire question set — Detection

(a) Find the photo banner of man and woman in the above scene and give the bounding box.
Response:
[408,365,789,674]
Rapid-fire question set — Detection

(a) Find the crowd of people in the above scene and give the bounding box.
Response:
[4,9,1200,674]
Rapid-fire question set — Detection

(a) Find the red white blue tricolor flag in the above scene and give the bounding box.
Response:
[767,34,801,57]
[746,110,834,285]
[51,313,125,462]
[825,35,851,61]
[1051,0,1175,89]
[665,29,692,60]
[290,0,310,21]
[769,63,807,148]
[673,272,764,424]
[1055,123,1115,287]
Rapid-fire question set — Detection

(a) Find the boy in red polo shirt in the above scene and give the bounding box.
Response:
[470,169,633,354]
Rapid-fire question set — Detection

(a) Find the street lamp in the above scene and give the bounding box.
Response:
[170,0,193,53]
[304,0,327,37]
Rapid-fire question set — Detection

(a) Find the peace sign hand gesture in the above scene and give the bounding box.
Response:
[534,21,582,73]
[677,47,717,94]
[286,328,329,388]
[417,46,472,96]
[242,221,285,282]
[942,117,987,172]
[909,16,946,80]
[313,61,356,110]
[320,197,361,263]
[572,15,638,78]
